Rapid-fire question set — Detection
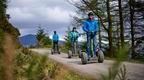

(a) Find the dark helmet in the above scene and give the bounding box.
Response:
[72,27,76,31]
[54,31,56,33]
[88,12,94,16]
[73,27,76,30]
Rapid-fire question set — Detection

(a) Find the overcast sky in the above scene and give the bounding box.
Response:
[7,0,81,40]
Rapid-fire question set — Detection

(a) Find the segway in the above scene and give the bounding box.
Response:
[80,33,104,64]
[51,42,60,54]
[68,41,81,58]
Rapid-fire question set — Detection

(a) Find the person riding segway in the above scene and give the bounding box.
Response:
[51,31,60,54]
[81,12,104,64]
[68,27,81,58]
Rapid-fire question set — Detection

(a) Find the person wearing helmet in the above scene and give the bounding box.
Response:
[68,27,80,54]
[52,31,59,52]
[69,27,79,42]
[82,12,99,59]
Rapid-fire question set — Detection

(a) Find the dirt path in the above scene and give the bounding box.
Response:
[31,48,144,80]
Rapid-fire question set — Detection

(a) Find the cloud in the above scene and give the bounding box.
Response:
[47,7,76,23]
[20,28,37,36]
[7,0,78,39]
[7,6,75,23]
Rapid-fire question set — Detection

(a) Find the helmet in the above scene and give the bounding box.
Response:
[88,12,94,16]
[73,27,76,29]
[54,31,56,33]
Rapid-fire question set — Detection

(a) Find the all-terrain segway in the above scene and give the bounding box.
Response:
[67,32,82,58]
[80,33,104,64]
[68,41,81,58]
[51,42,60,54]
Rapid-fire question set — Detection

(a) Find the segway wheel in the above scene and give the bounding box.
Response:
[78,50,82,58]
[97,50,104,63]
[58,51,61,54]
[68,50,72,58]
[51,49,54,55]
[81,52,87,64]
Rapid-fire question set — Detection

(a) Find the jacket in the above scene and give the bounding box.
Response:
[52,34,59,42]
[68,31,79,42]
[83,19,99,32]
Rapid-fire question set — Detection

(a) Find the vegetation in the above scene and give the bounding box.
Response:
[101,45,129,80]
[0,0,20,80]
[63,27,71,52]
[68,0,144,59]
[14,48,90,80]
[0,0,144,80]
[36,27,52,48]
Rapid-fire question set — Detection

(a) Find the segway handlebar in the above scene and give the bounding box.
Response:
[79,31,97,36]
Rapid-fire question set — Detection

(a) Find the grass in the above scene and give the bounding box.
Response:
[14,48,90,80]
[101,45,129,80]
[0,33,16,80]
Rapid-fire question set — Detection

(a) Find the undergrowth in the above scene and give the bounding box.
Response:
[14,48,89,80]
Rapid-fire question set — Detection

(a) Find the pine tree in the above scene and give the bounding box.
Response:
[36,26,51,47]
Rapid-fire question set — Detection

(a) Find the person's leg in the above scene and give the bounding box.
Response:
[53,42,56,52]
[72,42,75,54]
[71,42,74,54]
[76,41,78,54]
[70,42,72,51]
[56,41,59,52]
[73,42,76,54]
[87,33,91,59]
[92,32,97,56]
[53,42,55,50]
[58,42,60,52]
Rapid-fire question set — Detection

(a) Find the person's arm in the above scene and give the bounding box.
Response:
[76,31,80,37]
[94,20,99,32]
[83,21,88,32]
[57,35,59,41]
[76,32,80,40]
[97,20,100,32]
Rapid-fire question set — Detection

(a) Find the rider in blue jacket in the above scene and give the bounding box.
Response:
[52,31,59,51]
[82,12,99,59]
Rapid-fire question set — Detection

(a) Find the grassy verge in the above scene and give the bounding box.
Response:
[14,48,90,80]
[59,46,69,53]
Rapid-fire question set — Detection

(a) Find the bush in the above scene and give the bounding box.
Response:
[14,48,58,80]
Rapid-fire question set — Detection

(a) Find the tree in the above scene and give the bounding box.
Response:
[36,27,51,47]
[118,0,124,47]
[129,0,144,59]
[69,0,144,58]
[129,0,135,58]
[0,0,20,80]
[106,0,114,57]
[64,27,71,50]
[69,0,115,57]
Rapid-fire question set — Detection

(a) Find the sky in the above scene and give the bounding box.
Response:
[7,0,81,40]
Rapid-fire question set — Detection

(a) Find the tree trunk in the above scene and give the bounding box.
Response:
[107,0,113,57]
[98,19,102,48]
[129,0,135,59]
[118,0,125,48]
